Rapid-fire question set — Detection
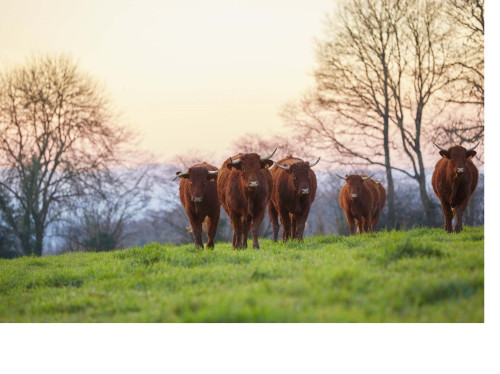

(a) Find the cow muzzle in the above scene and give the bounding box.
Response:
[457,168,464,174]
[300,188,310,195]
[351,193,358,199]
[192,196,203,203]
[248,181,259,188]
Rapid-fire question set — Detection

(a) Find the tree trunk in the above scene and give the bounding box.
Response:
[383,117,396,229]
[417,171,435,225]
[34,224,44,256]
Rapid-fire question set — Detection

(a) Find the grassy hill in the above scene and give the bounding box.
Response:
[0,227,483,322]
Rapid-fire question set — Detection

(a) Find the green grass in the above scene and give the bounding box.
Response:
[0,227,483,322]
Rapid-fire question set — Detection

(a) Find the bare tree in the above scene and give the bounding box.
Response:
[437,0,484,153]
[285,0,483,227]
[0,208,17,258]
[388,0,455,224]
[58,167,151,252]
[0,54,135,256]
[290,0,407,226]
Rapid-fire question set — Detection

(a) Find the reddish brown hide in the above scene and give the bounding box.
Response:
[338,174,381,235]
[431,144,479,233]
[174,163,220,248]
[268,155,319,242]
[217,150,275,249]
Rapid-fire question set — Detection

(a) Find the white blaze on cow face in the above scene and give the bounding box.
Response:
[248,181,259,188]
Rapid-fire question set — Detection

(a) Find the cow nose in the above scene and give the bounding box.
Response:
[193,196,203,203]
[351,193,358,199]
[457,168,464,174]
[301,188,310,195]
[248,181,259,188]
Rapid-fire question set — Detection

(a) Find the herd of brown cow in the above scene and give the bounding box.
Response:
[173,143,479,249]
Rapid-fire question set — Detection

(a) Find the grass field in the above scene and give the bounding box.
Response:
[0,227,483,322]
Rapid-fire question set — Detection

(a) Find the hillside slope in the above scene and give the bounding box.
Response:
[0,227,483,322]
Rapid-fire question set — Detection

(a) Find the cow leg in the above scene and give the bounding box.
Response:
[296,203,311,241]
[206,211,220,249]
[356,216,364,235]
[278,208,291,242]
[441,201,453,233]
[362,216,369,233]
[290,214,297,240]
[365,214,373,233]
[268,203,280,242]
[189,217,204,248]
[454,200,469,233]
[229,213,244,249]
[345,212,356,235]
[250,209,266,249]
[241,218,251,249]
[295,215,307,241]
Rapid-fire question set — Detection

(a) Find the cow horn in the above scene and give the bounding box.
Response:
[336,174,347,180]
[467,143,480,152]
[230,157,241,164]
[433,143,448,151]
[362,173,375,180]
[309,157,321,167]
[208,170,219,175]
[172,171,189,181]
[274,162,290,170]
[260,148,277,161]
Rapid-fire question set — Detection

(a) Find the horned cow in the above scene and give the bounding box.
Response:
[173,163,220,248]
[268,155,320,242]
[337,174,380,235]
[431,143,479,233]
[217,149,276,249]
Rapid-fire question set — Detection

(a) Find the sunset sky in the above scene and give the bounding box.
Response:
[0,0,335,161]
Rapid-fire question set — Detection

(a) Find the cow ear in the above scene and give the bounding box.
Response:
[207,173,217,181]
[439,150,450,159]
[466,150,477,160]
[227,162,241,170]
[261,159,273,169]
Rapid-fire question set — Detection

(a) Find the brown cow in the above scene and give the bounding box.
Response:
[337,173,379,235]
[268,155,320,242]
[431,143,479,233]
[217,149,275,249]
[173,163,220,248]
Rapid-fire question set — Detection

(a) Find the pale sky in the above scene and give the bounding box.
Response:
[0,0,335,160]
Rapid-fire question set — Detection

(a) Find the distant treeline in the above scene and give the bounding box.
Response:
[0,0,483,257]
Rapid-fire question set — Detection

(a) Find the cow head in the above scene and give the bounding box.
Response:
[274,157,320,196]
[172,167,218,202]
[434,143,478,177]
[227,149,276,190]
[337,173,373,200]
